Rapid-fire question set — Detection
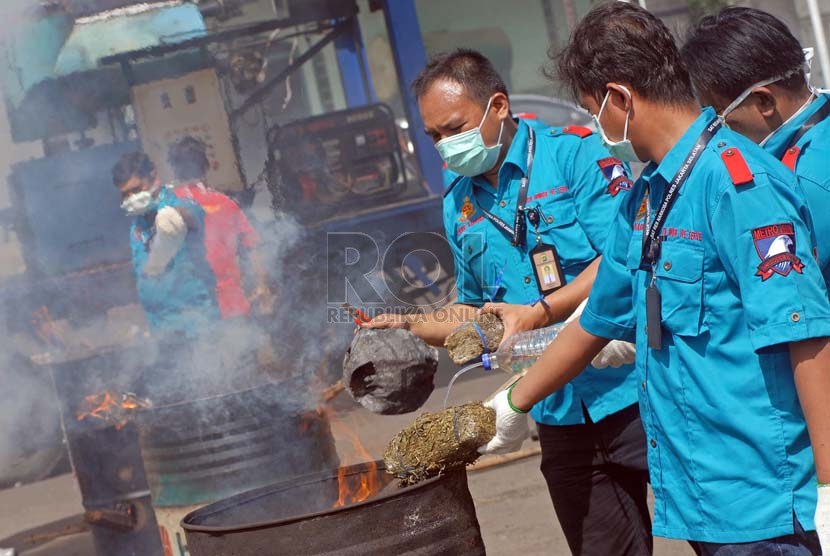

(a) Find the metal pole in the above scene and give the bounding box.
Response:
[382,0,444,195]
[335,16,377,107]
[806,0,830,88]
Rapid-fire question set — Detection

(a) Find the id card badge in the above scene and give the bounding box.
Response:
[646,284,663,350]
[530,243,566,295]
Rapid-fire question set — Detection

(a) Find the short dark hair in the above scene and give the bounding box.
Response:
[553,2,694,104]
[681,7,806,102]
[112,151,155,187]
[168,136,209,181]
[412,48,509,107]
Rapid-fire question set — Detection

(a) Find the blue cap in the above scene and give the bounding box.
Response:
[481,353,493,371]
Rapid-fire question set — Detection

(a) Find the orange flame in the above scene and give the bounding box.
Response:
[76,391,151,430]
[329,417,380,508]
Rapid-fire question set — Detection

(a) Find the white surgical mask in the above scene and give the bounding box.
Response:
[593,86,642,163]
[435,96,505,177]
[719,65,816,146]
[121,189,157,216]
[718,74,784,125]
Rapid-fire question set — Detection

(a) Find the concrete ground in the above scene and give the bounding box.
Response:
[0,355,693,555]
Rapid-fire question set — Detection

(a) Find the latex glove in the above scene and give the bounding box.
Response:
[478,387,529,455]
[155,205,187,236]
[144,207,187,277]
[592,340,636,369]
[565,299,636,369]
[817,484,830,555]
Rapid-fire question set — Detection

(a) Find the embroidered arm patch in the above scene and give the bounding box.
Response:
[597,157,633,196]
[752,223,804,280]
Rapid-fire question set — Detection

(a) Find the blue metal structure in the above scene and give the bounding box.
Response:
[382,0,445,196]
[334,16,377,107]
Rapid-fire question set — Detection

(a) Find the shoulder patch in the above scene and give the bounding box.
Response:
[597,157,633,196]
[781,146,800,172]
[443,175,465,198]
[560,125,593,139]
[752,223,804,280]
[720,148,754,186]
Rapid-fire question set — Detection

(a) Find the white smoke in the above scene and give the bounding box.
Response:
[0,335,64,488]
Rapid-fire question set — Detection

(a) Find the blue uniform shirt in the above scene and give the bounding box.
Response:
[582,107,830,542]
[443,119,639,425]
[130,187,219,334]
[761,92,830,287]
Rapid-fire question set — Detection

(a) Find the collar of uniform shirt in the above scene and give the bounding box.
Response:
[648,106,720,185]
[471,118,530,195]
[762,92,829,159]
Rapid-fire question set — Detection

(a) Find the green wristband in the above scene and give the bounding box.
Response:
[819,482,830,488]
[507,382,529,414]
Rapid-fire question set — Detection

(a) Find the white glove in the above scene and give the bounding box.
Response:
[565,298,636,369]
[478,388,529,455]
[155,205,187,236]
[144,206,187,277]
[817,484,830,555]
[592,340,636,369]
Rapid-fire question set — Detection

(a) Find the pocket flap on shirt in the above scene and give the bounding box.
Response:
[534,199,578,230]
[654,242,704,283]
[459,232,486,259]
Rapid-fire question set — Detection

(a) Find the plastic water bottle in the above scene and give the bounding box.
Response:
[481,323,566,374]
[442,323,566,407]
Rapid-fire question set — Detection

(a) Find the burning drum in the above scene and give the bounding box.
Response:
[136,382,340,553]
[182,461,486,556]
[48,348,164,556]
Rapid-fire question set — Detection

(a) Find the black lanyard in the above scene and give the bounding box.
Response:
[478,127,536,247]
[640,118,721,270]
[784,97,830,150]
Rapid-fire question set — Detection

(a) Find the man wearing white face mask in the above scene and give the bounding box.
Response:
[362,49,648,555]
[112,152,219,335]
[489,3,830,553]
[682,7,830,292]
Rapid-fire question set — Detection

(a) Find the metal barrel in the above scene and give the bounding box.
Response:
[49,349,163,556]
[181,461,487,556]
[136,381,340,507]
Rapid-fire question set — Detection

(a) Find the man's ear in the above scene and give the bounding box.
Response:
[751,87,777,119]
[492,92,510,119]
[606,83,634,113]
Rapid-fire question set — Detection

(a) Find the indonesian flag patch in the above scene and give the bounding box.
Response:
[752,223,804,280]
[597,157,633,196]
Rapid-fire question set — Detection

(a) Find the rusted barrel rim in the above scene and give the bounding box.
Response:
[182,460,456,534]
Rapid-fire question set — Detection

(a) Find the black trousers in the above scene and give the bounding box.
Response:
[538,403,652,556]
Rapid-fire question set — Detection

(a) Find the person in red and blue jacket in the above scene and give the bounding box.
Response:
[167,137,274,320]
[113,151,219,336]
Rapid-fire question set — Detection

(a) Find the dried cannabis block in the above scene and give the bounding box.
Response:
[343,328,439,415]
[384,402,496,485]
[444,313,505,365]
